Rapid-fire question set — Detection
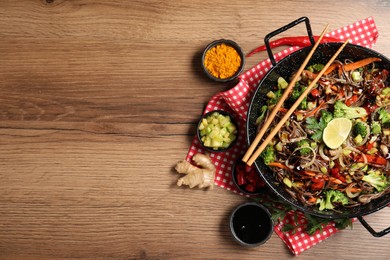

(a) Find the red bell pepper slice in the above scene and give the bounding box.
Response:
[356,154,387,165]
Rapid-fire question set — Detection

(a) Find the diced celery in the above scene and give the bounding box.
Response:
[351,71,363,82]
[275,142,283,152]
[267,91,276,99]
[283,177,293,188]
[226,123,236,133]
[198,112,238,150]
[278,77,289,89]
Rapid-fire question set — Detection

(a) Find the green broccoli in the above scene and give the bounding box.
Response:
[371,121,382,135]
[287,83,307,109]
[297,139,311,155]
[321,110,334,125]
[317,190,349,211]
[377,107,390,128]
[353,121,368,138]
[261,145,276,165]
[307,63,324,73]
[362,171,389,192]
[255,105,268,125]
[299,96,308,110]
[333,100,368,119]
[267,89,282,106]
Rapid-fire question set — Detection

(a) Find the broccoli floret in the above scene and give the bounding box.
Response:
[371,121,382,135]
[317,190,349,211]
[321,110,334,125]
[261,145,275,165]
[255,105,268,125]
[353,121,368,138]
[377,107,390,128]
[299,97,308,110]
[297,139,311,155]
[362,171,389,192]
[267,89,282,106]
[287,83,307,109]
[333,100,368,119]
[307,63,324,73]
[290,83,302,100]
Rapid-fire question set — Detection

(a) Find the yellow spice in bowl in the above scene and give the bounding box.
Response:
[204,43,242,79]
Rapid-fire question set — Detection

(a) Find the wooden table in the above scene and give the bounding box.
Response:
[1,1,389,259]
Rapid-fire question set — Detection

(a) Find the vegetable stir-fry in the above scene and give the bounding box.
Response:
[255,58,390,211]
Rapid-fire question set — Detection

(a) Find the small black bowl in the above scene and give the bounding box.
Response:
[201,39,245,82]
[197,110,238,152]
[231,158,266,196]
[229,202,273,247]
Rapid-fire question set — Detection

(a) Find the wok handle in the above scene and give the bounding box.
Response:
[264,16,315,66]
[357,216,390,237]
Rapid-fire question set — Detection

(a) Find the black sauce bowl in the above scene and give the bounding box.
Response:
[229,202,273,247]
[201,39,245,82]
[197,110,238,153]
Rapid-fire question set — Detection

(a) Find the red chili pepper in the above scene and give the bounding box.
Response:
[234,161,265,192]
[365,142,375,152]
[311,177,325,191]
[236,171,246,186]
[244,183,257,192]
[330,166,346,183]
[246,36,340,57]
[345,94,359,106]
[363,103,378,114]
[310,88,321,99]
[356,154,387,165]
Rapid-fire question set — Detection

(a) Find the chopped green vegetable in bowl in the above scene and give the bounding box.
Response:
[197,110,238,152]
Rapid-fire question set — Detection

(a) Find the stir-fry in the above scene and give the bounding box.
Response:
[256,58,390,211]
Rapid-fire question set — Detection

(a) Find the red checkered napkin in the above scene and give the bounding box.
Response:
[185,17,378,255]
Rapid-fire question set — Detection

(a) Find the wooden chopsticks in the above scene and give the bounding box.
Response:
[244,36,350,167]
[242,24,330,163]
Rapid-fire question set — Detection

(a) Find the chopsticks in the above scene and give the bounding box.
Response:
[242,24,330,164]
[244,37,350,167]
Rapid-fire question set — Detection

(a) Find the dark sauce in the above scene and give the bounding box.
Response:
[231,204,272,244]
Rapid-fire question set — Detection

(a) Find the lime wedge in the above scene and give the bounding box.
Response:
[323,118,352,149]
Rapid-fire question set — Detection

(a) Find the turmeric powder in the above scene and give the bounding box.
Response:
[204,43,241,79]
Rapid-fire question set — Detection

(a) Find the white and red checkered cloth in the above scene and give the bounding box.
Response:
[185,17,379,255]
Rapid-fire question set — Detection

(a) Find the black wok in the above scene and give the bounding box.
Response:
[246,17,390,237]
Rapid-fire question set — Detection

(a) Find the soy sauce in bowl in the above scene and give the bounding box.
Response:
[230,202,273,247]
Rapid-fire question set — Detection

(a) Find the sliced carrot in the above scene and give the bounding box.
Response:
[268,162,290,170]
[307,197,317,203]
[329,177,343,184]
[344,57,382,71]
[323,58,381,76]
[301,170,317,177]
[278,107,288,113]
[349,187,362,193]
[330,85,338,92]
[323,63,341,75]
[302,70,317,80]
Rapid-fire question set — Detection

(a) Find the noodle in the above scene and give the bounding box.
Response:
[257,59,390,211]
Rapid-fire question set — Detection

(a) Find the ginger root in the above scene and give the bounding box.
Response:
[175,153,216,189]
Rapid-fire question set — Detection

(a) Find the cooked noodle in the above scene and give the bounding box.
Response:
[257,59,390,211]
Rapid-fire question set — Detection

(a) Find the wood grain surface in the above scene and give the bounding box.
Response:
[1,1,390,259]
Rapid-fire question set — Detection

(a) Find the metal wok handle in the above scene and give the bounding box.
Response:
[264,16,315,66]
[357,216,390,237]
